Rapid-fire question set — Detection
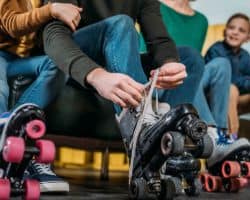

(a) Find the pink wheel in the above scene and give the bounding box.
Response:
[24,179,40,200]
[35,140,55,163]
[26,120,46,139]
[242,162,250,178]
[221,161,241,178]
[0,179,10,200]
[199,173,209,186]
[224,177,248,193]
[204,175,222,192]
[3,137,25,163]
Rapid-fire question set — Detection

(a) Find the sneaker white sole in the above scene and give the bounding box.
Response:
[40,181,70,193]
[207,138,250,168]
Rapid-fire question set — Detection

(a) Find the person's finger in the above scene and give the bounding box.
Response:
[115,88,140,108]
[70,4,83,12]
[75,14,81,26]
[119,82,143,103]
[158,65,186,76]
[157,71,187,83]
[65,19,76,31]
[156,80,184,89]
[127,78,144,94]
[111,94,127,108]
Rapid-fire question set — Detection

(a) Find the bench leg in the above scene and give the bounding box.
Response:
[100,147,109,180]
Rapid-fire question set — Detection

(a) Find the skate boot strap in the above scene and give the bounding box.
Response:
[129,68,159,185]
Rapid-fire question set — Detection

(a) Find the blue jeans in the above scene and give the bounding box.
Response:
[73,15,147,85]
[194,57,231,129]
[72,15,204,112]
[159,46,204,106]
[0,51,65,113]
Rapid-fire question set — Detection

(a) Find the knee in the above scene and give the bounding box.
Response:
[178,46,204,76]
[39,56,58,75]
[110,15,135,33]
[208,57,231,80]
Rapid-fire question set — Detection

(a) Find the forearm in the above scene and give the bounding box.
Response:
[233,75,250,94]
[43,21,100,88]
[0,0,53,37]
[139,0,179,68]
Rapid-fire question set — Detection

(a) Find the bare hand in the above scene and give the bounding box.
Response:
[50,3,82,32]
[86,68,144,108]
[150,62,187,89]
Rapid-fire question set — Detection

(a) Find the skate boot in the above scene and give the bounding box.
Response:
[160,153,202,199]
[117,70,187,199]
[200,128,250,193]
[0,103,56,200]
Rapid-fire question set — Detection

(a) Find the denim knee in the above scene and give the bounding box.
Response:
[38,56,58,75]
[207,57,231,83]
[108,15,135,33]
[177,46,204,77]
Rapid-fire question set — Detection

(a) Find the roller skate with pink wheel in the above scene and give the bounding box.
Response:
[0,103,56,200]
[200,130,250,193]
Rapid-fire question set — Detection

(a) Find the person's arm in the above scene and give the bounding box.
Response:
[43,1,145,108]
[0,0,52,37]
[0,0,82,38]
[233,52,250,93]
[43,19,100,88]
[138,0,179,67]
[204,44,222,63]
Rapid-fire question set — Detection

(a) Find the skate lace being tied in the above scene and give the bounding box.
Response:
[128,68,160,185]
[32,161,55,175]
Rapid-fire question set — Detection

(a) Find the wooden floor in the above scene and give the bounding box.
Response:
[12,168,250,200]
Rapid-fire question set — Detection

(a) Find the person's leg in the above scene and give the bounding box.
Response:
[193,74,216,127]
[7,55,65,109]
[238,94,250,114]
[206,58,231,129]
[159,46,204,106]
[194,58,231,128]
[0,53,9,113]
[7,55,68,193]
[228,84,240,134]
[73,15,147,85]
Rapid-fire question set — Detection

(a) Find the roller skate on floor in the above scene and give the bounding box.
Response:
[0,103,56,200]
[117,70,212,199]
[160,153,202,199]
[200,128,250,193]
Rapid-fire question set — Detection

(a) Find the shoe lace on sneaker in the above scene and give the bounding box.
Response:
[32,161,55,176]
[216,128,234,145]
[128,69,160,185]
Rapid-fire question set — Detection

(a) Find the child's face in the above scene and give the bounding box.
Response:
[224,17,250,48]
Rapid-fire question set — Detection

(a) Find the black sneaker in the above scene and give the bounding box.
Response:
[26,160,69,193]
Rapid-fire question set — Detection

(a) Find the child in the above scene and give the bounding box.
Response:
[205,13,250,138]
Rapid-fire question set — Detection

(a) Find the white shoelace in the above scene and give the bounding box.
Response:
[128,69,160,185]
[32,162,55,176]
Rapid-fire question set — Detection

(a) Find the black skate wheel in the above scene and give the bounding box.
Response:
[129,178,147,200]
[158,177,182,200]
[161,132,184,156]
[185,178,202,196]
[200,134,214,158]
